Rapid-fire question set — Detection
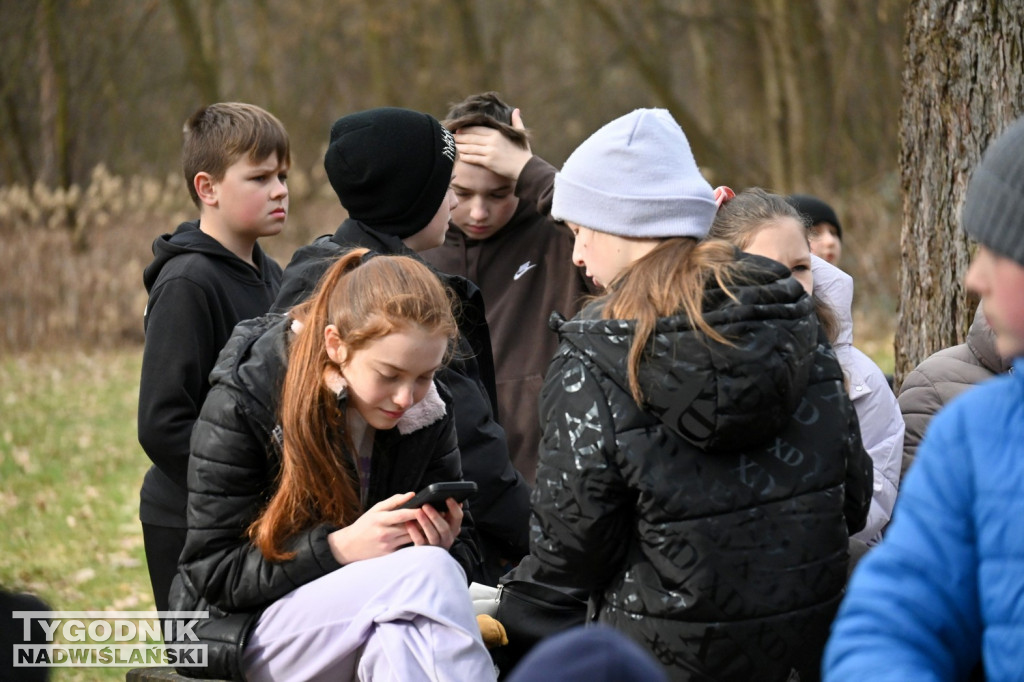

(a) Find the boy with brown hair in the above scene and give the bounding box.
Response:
[422,92,593,484]
[137,102,290,611]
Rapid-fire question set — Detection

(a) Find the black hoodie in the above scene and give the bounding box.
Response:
[138,220,282,526]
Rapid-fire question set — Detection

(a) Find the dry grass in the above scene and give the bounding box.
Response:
[0,166,901,367]
[0,165,344,353]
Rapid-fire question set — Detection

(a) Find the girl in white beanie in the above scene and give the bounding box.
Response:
[522,109,872,681]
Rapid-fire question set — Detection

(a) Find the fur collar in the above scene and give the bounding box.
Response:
[395,382,446,434]
[322,364,446,435]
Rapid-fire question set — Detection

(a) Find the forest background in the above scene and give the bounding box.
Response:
[0,0,907,363]
[8,1,1023,679]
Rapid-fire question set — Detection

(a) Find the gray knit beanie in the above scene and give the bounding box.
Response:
[551,109,717,239]
[963,116,1024,266]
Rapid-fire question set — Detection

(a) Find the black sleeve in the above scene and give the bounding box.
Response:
[842,389,873,535]
[438,367,532,561]
[137,276,218,488]
[270,246,337,313]
[529,351,632,590]
[181,383,342,611]
[412,407,483,579]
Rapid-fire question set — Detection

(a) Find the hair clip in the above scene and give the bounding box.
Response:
[713,186,736,208]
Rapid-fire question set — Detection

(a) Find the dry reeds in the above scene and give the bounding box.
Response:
[0,164,342,354]
[0,166,900,359]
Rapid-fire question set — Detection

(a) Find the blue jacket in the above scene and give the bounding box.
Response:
[825,358,1024,681]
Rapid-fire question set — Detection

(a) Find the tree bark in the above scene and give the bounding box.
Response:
[0,65,36,185]
[895,0,1024,387]
[751,0,789,189]
[40,0,82,246]
[168,0,220,104]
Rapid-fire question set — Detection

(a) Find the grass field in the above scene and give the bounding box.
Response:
[1,349,152,681]
[0,336,896,681]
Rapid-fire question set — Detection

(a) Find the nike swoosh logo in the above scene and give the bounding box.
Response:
[513,261,538,280]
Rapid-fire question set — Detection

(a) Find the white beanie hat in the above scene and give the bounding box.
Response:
[551,108,717,239]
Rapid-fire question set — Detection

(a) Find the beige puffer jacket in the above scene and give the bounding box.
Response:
[897,301,1012,478]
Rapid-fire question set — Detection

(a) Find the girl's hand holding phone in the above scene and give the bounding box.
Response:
[405,496,463,550]
[326,492,423,564]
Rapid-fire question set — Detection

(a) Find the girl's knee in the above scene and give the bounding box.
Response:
[405,545,464,574]
[392,546,468,594]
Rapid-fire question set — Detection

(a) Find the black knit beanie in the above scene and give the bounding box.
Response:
[786,194,842,241]
[324,107,457,238]
[963,116,1024,267]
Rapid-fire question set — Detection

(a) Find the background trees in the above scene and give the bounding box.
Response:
[894,0,1024,384]
[0,0,906,190]
[4,0,1019,375]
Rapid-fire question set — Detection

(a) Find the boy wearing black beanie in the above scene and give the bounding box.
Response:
[273,107,531,586]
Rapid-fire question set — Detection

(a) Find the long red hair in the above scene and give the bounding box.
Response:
[248,249,458,561]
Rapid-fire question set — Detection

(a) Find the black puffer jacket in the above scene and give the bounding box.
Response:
[272,219,531,584]
[169,314,479,680]
[529,253,872,682]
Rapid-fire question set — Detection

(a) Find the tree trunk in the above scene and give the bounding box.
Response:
[751,0,788,189]
[895,0,1024,388]
[40,0,82,247]
[446,0,494,95]
[0,64,36,185]
[168,0,220,104]
[361,0,402,106]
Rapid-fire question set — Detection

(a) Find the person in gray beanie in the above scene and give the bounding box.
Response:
[824,115,1024,682]
[272,107,533,587]
[962,117,1024,275]
[514,108,871,681]
[551,108,718,242]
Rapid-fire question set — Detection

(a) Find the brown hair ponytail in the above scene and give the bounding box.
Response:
[603,237,740,405]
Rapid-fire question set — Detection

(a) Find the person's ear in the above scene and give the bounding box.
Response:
[194,172,218,207]
[324,324,347,365]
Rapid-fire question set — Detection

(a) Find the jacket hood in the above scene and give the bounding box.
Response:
[968,301,1014,374]
[143,219,265,292]
[812,256,893,399]
[334,217,413,256]
[811,254,854,349]
[553,253,817,452]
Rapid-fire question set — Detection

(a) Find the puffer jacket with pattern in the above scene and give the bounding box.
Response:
[169,313,479,680]
[528,252,872,682]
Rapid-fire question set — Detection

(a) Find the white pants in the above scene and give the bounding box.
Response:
[242,545,497,682]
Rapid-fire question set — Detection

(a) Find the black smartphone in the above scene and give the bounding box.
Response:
[399,481,478,511]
